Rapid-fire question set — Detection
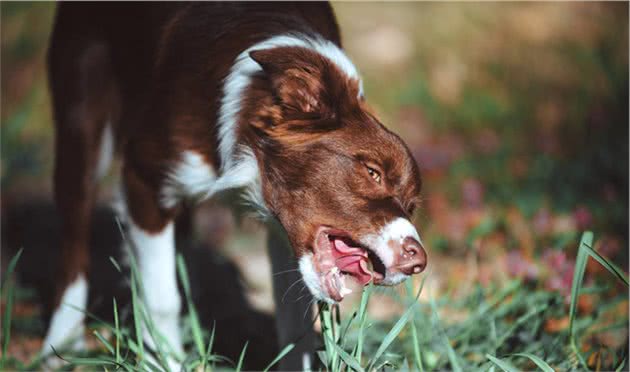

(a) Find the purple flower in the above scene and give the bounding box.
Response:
[542,249,576,300]
[532,208,552,235]
[506,250,539,281]
[462,178,484,209]
[573,206,593,230]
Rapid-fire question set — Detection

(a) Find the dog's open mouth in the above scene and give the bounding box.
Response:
[312,227,386,302]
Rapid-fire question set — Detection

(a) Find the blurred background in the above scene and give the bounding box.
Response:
[1,2,628,369]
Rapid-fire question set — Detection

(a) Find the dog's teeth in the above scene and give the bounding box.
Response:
[339,275,352,297]
[359,260,371,273]
[373,271,384,280]
[330,267,339,274]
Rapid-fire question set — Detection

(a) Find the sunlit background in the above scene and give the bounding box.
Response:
[2,2,628,370]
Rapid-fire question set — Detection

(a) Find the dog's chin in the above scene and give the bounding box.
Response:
[298,253,341,304]
[297,226,390,303]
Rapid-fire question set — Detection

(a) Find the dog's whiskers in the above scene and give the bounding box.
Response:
[293,284,310,303]
[281,277,305,304]
[272,268,300,276]
[303,297,318,320]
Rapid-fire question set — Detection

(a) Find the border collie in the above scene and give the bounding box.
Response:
[45,2,426,369]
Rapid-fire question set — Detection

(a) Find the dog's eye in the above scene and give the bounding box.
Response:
[366,165,381,184]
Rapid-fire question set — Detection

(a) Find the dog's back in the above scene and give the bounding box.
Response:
[49,3,340,147]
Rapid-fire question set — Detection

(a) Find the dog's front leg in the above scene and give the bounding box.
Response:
[123,164,183,370]
[267,221,317,371]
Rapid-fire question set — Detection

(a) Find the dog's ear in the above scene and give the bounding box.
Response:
[250,47,332,116]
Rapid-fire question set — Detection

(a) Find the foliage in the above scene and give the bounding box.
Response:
[1,232,627,371]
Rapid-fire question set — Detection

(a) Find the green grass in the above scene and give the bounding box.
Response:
[1,231,627,371]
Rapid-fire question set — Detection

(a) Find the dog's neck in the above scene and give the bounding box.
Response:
[212,33,363,217]
[218,34,362,171]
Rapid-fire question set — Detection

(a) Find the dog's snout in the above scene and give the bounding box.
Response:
[394,237,427,275]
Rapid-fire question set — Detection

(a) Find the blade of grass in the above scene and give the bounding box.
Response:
[56,346,132,372]
[496,304,548,346]
[320,303,338,369]
[339,311,358,346]
[113,298,121,364]
[567,231,629,370]
[569,231,593,337]
[331,304,342,371]
[568,232,592,370]
[317,351,328,367]
[130,275,145,369]
[368,282,423,370]
[511,353,555,372]
[203,323,216,370]
[430,297,462,372]
[374,360,395,370]
[1,272,15,370]
[406,277,427,372]
[176,254,206,362]
[400,357,410,372]
[64,356,120,367]
[581,242,629,286]
[1,248,22,369]
[324,335,365,372]
[354,283,372,362]
[452,280,520,343]
[127,338,158,369]
[109,256,122,273]
[615,357,626,372]
[93,330,115,355]
[263,343,295,372]
[65,302,134,342]
[1,248,23,285]
[486,354,519,372]
[235,341,249,372]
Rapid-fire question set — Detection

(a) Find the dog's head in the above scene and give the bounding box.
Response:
[245,45,426,303]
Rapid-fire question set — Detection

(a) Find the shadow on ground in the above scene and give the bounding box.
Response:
[2,200,278,370]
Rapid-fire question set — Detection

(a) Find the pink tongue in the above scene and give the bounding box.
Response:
[332,239,372,285]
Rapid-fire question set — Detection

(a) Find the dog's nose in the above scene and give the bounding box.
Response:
[393,237,427,275]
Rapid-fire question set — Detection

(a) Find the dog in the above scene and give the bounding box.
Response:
[45,2,427,369]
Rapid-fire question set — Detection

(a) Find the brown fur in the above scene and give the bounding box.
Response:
[241,46,421,256]
[48,2,342,303]
[48,3,424,367]
[48,0,423,321]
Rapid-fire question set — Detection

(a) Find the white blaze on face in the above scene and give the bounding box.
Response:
[360,217,422,285]
[299,218,423,301]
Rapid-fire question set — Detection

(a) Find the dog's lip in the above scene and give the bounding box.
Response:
[312,226,385,285]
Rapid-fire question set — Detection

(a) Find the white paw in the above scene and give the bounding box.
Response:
[142,314,184,371]
[41,274,88,363]
[40,329,86,370]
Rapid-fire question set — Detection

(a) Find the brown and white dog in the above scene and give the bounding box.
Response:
[45,2,426,369]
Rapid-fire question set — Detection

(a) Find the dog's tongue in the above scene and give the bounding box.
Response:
[332,239,372,285]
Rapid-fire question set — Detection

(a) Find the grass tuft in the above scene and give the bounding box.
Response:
[2,231,627,371]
